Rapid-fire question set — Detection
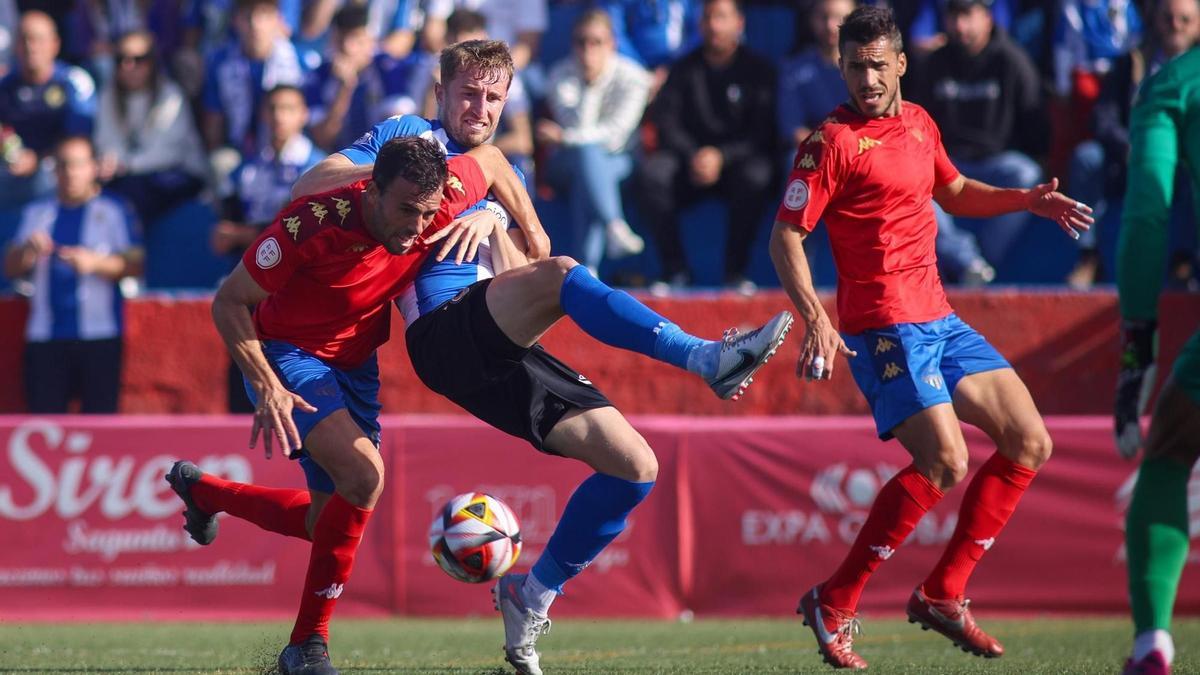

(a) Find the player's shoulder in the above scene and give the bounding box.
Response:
[374,113,435,139]
[276,183,365,245]
[900,101,937,125]
[802,107,859,158]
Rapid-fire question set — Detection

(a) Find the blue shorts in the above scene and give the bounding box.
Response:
[244,341,382,493]
[843,314,1010,440]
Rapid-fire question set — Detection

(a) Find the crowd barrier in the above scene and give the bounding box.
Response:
[2,415,1195,621]
[0,291,1197,417]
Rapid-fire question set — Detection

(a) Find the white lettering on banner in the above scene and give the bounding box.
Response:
[742,510,831,546]
[0,567,68,586]
[63,521,198,561]
[183,560,276,585]
[109,564,179,586]
[0,420,253,522]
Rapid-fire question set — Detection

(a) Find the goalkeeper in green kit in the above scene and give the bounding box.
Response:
[1114,44,1200,675]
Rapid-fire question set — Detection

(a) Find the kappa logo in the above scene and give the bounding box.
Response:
[309,201,329,224]
[314,583,344,599]
[783,179,809,211]
[874,337,896,355]
[798,153,816,170]
[332,196,352,224]
[858,137,883,155]
[284,216,302,240]
[447,175,465,193]
[255,237,281,269]
[346,243,369,253]
[974,537,995,551]
[807,130,825,145]
[869,544,895,560]
[882,362,903,380]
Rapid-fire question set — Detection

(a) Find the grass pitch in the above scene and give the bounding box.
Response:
[0,616,1196,674]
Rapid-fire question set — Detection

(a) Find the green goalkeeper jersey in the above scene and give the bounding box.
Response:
[1117,46,1200,321]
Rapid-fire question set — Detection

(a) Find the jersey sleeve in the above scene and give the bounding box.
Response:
[774,129,848,232]
[428,155,489,232]
[241,202,320,293]
[339,114,432,165]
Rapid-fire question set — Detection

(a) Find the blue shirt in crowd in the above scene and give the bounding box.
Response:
[776,47,845,143]
[228,133,326,225]
[601,0,700,69]
[202,39,305,154]
[304,52,420,150]
[0,63,96,154]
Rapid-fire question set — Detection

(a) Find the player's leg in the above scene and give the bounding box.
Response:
[485,259,793,400]
[799,324,958,669]
[1124,334,1200,674]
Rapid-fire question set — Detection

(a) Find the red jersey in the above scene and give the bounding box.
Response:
[242,155,487,369]
[774,102,959,334]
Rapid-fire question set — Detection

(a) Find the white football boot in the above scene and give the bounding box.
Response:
[492,573,551,675]
[706,310,795,400]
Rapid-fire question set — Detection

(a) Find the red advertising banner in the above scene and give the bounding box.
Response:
[0,415,1195,621]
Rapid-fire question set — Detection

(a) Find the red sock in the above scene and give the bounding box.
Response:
[923,453,1036,599]
[821,465,944,611]
[290,493,372,645]
[191,475,313,541]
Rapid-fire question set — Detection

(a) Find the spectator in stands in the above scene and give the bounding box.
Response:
[95,30,207,225]
[421,0,548,72]
[600,0,700,96]
[201,0,304,159]
[540,8,651,274]
[304,3,418,152]
[3,136,143,414]
[778,0,855,151]
[1066,0,1199,288]
[908,0,1045,283]
[0,0,17,78]
[294,0,418,59]
[637,0,777,294]
[416,9,534,174]
[210,85,324,259]
[0,11,96,210]
[76,0,186,84]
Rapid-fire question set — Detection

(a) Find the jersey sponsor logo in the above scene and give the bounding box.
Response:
[284,216,302,240]
[255,237,282,269]
[44,84,65,108]
[881,362,903,380]
[857,136,883,155]
[447,175,465,194]
[798,153,816,170]
[783,179,810,211]
[309,201,329,224]
[314,582,344,599]
[332,197,352,224]
[874,337,896,355]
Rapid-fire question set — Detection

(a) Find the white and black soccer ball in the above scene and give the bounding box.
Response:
[428,492,522,583]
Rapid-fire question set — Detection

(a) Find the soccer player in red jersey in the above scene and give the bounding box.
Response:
[769,7,1094,669]
[164,136,539,675]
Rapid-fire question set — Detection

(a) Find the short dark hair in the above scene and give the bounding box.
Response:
[446,9,487,41]
[838,6,903,54]
[372,137,448,200]
[235,0,278,14]
[265,83,305,101]
[440,38,514,89]
[333,3,370,32]
[55,134,95,157]
[702,0,743,14]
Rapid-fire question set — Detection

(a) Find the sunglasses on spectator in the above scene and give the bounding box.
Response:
[573,36,607,47]
[118,52,153,66]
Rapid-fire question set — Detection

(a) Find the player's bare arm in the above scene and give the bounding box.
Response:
[933,175,1094,239]
[769,221,856,381]
[488,216,535,275]
[212,263,317,458]
[290,153,371,200]
[458,143,551,259]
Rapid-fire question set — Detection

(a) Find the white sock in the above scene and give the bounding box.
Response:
[521,572,557,616]
[1133,629,1174,664]
[686,340,721,379]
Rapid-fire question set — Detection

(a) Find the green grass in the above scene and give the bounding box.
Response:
[0,617,1196,674]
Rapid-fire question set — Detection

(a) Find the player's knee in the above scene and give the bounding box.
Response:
[1008,427,1053,470]
[928,448,970,489]
[336,457,385,507]
[630,442,658,483]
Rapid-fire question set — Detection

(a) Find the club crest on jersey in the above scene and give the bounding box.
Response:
[783,179,809,211]
[447,175,465,194]
[255,237,282,269]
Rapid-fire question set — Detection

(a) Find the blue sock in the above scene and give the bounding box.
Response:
[531,473,654,592]
[559,265,708,371]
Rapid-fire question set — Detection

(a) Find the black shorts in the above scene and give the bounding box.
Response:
[405,279,613,452]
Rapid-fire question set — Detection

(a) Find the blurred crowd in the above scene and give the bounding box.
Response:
[2,0,1199,411]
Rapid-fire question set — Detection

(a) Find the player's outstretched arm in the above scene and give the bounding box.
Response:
[212,263,317,458]
[933,175,1094,239]
[291,153,373,200]
[769,221,856,381]
[462,144,551,260]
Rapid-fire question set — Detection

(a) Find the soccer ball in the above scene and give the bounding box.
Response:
[428,492,522,583]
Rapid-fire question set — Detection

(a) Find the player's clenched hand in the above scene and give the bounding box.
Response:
[428,209,500,264]
[1114,320,1157,459]
[250,384,317,459]
[798,313,856,381]
[524,228,551,260]
[1027,178,1094,240]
